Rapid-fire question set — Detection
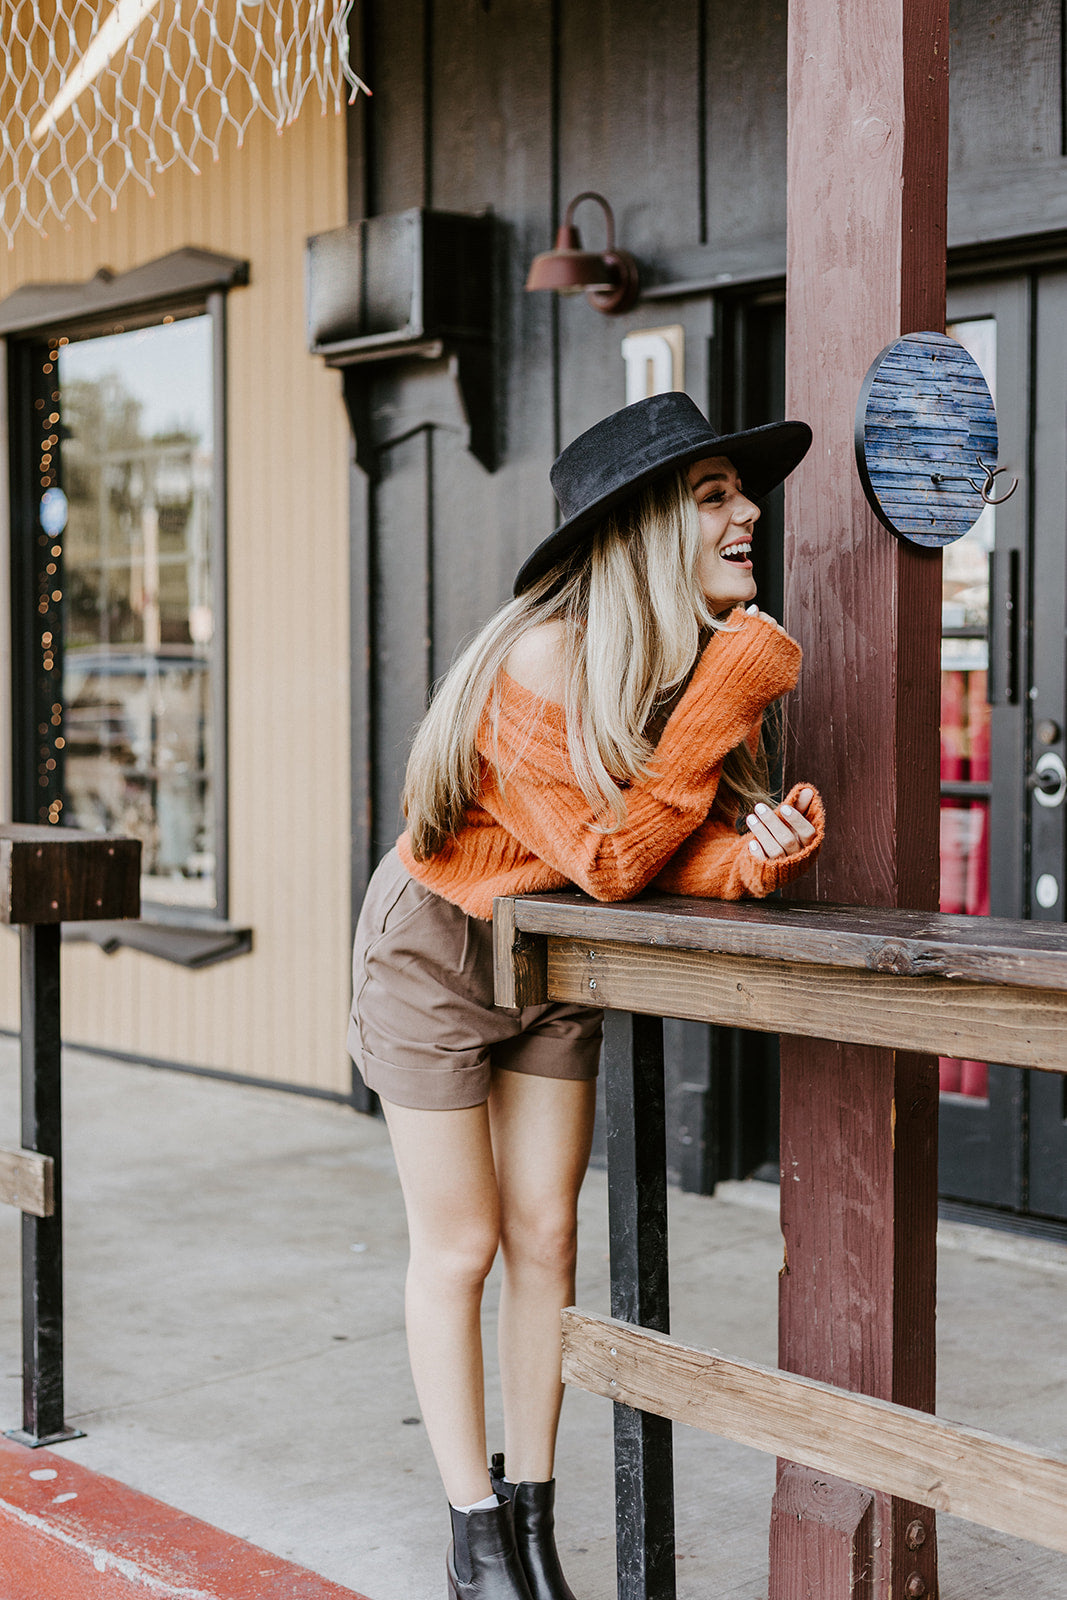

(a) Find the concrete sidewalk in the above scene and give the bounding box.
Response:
[1,1040,1065,1599]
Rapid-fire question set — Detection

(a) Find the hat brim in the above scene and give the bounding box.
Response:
[514,418,812,596]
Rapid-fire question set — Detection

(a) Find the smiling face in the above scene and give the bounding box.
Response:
[688,455,760,612]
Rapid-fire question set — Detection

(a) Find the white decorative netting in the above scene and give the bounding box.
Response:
[1,0,368,248]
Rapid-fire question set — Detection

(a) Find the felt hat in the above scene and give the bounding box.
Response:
[513,392,812,595]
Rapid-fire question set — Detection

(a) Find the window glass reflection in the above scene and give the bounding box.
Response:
[939,317,995,1102]
[58,316,216,910]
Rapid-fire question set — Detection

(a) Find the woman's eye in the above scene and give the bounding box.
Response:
[702,491,726,505]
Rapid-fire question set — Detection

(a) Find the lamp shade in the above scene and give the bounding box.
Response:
[524,193,640,314]
[525,224,617,293]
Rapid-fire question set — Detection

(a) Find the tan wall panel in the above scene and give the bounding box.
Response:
[0,103,354,1093]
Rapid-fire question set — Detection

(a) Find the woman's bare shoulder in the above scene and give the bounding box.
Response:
[503,620,568,701]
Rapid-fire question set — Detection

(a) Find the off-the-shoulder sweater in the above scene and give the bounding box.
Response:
[396,610,824,920]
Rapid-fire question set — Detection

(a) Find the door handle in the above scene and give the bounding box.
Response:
[1027,751,1067,808]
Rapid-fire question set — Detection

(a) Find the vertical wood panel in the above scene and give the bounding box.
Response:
[704,0,788,252]
[352,0,558,870]
[366,0,429,213]
[556,0,703,446]
[0,63,352,1092]
[426,0,557,605]
[948,0,1062,169]
[370,420,432,863]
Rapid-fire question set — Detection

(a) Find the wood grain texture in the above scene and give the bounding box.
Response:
[0,827,140,925]
[776,1040,941,1598]
[856,332,996,545]
[770,1466,874,1600]
[785,0,947,909]
[505,890,1067,992]
[948,0,1062,169]
[492,895,547,1009]
[783,1,949,1589]
[0,1147,53,1217]
[561,1311,1067,1556]
[540,936,1067,1072]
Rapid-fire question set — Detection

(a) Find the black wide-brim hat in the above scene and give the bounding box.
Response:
[514,392,813,595]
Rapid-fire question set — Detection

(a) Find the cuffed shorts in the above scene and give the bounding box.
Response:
[347,848,603,1110]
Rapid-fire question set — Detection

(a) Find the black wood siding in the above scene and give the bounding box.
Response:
[343,0,1067,1173]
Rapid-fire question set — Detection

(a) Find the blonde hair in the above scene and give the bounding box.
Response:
[403,468,775,861]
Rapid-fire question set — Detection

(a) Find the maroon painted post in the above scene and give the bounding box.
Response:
[774,4,949,1599]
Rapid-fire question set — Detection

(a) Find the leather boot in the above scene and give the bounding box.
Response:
[447,1495,535,1600]
[489,1455,578,1600]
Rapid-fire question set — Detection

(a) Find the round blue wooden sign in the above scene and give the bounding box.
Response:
[854,331,999,547]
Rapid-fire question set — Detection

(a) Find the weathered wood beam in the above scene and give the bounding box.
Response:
[562,1311,1067,1558]
[539,938,1067,1073]
[503,890,1067,993]
[0,1148,53,1218]
[782,0,949,1594]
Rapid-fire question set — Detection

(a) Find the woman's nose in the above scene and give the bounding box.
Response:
[734,497,760,525]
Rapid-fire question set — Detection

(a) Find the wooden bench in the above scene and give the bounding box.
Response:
[494,890,1067,1598]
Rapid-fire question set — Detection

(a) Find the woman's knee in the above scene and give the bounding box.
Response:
[499,1205,578,1277]
[411,1219,501,1293]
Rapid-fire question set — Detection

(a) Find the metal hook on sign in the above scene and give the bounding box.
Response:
[966,454,1018,506]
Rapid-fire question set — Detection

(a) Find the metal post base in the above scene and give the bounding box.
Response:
[5,1424,86,1449]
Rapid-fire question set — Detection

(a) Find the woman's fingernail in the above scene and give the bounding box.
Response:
[746,603,758,614]
[755,802,770,814]
[749,839,760,853]
[746,814,757,827]
[781,804,795,816]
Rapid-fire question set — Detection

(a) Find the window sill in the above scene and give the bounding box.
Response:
[62,918,253,969]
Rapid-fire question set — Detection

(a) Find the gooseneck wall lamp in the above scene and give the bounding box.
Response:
[525,191,640,315]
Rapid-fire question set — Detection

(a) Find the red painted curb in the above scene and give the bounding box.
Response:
[0,1436,374,1600]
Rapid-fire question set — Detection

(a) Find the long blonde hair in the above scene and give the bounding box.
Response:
[403,468,775,861]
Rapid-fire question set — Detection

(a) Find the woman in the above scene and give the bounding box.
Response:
[348,392,824,1600]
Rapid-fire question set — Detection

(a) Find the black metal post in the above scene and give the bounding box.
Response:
[603,1009,675,1600]
[8,923,83,1446]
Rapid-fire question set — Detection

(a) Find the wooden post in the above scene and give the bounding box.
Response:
[778,4,949,1599]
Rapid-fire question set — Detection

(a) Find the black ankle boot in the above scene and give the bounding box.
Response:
[489,1455,578,1600]
[447,1496,535,1600]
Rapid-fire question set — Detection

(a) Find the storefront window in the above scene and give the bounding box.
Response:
[55,316,218,911]
[939,317,995,1100]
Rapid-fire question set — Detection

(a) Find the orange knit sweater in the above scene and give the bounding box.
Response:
[397,610,824,919]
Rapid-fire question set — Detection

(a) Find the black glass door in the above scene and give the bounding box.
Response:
[937,273,1067,1222]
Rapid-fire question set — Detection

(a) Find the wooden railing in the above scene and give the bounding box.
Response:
[494,890,1067,1598]
[0,824,140,1448]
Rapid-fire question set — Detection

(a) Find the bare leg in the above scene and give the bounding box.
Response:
[489,1072,597,1483]
[383,1099,501,1507]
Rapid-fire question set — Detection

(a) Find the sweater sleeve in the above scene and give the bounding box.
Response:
[476,612,802,902]
[650,782,825,899]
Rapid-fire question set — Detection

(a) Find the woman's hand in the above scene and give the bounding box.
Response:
[745,788,818,861]
[743,602,792,639]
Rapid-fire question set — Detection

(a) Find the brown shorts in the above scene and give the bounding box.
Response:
[347,848,603,1110]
